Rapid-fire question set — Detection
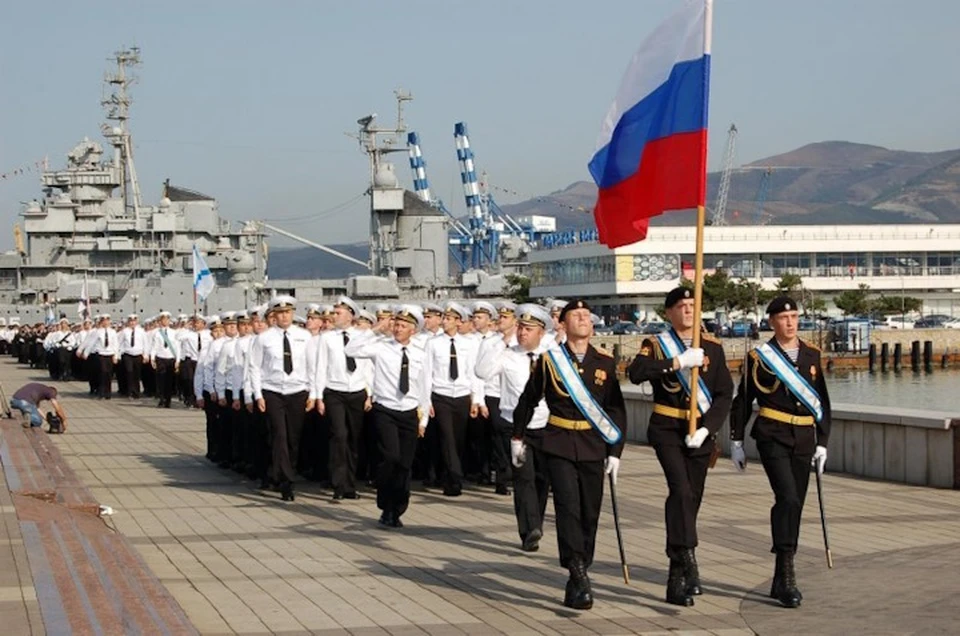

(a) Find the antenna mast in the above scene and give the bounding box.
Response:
[101,47,143,218]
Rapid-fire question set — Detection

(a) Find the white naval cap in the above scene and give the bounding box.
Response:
[394,304,424,329]
[547,299,568,314]
[516,304,551,328]
[497,301,517,315]
[372,303,393,318]
[235,310,250,323]
[127,313,138,321]
[208,315,223,327]
[221,311,237,324]
[590,313,602,327]
[306,303,322,317]
[157,311,172,319]
[444,301,471,321]
[336,296,360,316]
[472,300,497,316]
[270,295,296,311]
[293,314,307,325]
[422,302,444,317]
[357,309,376,324]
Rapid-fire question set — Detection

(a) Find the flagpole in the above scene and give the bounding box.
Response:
[687,0,712,438]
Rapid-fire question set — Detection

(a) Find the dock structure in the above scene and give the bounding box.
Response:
[1,359,958,634]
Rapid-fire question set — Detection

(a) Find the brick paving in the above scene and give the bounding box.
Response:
[1,358,959,635]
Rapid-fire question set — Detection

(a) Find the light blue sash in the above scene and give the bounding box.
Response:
[755,342,823,423]
[545,345,622,444]
[655,330,712,416]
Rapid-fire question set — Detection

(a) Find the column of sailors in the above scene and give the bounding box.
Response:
[0,289,833,614]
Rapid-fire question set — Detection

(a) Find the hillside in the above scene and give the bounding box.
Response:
[497,141,960,227]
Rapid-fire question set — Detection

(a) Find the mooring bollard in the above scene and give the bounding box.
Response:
[893,342,902,372]
[868,343,877,373]
[923,341,933,372]
[910,341,920,372]
[880,342,889,372]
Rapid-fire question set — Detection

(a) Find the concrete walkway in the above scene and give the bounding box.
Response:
[2,358,959,635]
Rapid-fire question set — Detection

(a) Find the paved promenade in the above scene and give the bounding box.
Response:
[1,357,959,635]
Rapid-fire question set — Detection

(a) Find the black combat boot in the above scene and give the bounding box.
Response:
[681,548,702,596]
[772,551,801,608]
[666,559,694,606]
[564,557,594,610]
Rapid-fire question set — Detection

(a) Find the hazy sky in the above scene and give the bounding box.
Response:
[1,0,958,249]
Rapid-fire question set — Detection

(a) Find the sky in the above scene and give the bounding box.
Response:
[1,0,959,249]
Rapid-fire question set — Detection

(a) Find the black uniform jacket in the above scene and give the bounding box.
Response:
[730,338,831,455]
[627,332,734,455]
[513,341,627,462]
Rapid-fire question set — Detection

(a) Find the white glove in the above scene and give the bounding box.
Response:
[677,347,705,370]
[604,456,621,485]
[684,426,710,449]
[731,440,746,472]
[812,445,827,475]
[511,438,527,468]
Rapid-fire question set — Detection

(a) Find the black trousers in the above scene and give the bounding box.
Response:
[233,391,249,468]
[57,349,72,380]
[218,390,235,464]
[86,355,100,394]
[155,357,176,406]
[545,453,604,569]
[513,433,550,541]
[758,439,813,554]
[250,406,271,480]
[653,442,711,560]
[431,393,471,491]
[264,390,308,487]
[373,405,419,519]
[122,354,143,398]
[466,406,491,480]
[98,355,115,398]
[203,390,219,458]
[180,359,197,404]
[142,362,156,397]
[325,389,367,496]
[357,408,379,483]
[486,397,513,487]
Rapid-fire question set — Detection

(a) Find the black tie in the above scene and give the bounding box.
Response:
[449,338,459,380]
[528,352,536,373]
[343,331,356,372]
[282,330,293,374]
[130,329,134,346]
[103,329,108,347]
[198,333,202,352]
[399,346,410,394]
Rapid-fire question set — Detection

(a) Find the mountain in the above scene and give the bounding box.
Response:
[497,141,960,227]
[267,243,368,280]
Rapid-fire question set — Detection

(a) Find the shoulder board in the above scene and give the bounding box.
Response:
[594,346,614,358]
[749,349,759,360]
[803,340,821,353]
[700,334,721,345]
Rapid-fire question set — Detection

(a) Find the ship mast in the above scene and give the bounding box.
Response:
[101,47,143,219]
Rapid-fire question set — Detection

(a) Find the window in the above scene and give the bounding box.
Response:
[531,256,615,286]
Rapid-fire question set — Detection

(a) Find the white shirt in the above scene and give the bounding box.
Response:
[119,326,146,356]
[214,336,239,395]
[233,334,254,401]
[44,330,75,351]
[150,327,180,361]
[196,337,225,397]
[411,328,442,352]
[315,327,373,398]
[178,328,210,362]
[475,331,503,399]
[248,325,314,399]
[91,327,120,357]
[422,332,483,404]
[344,331,427,424]
[476,337,550,430]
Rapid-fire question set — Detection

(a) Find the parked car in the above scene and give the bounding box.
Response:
[640,322,669,334]
[943,318,960,330]
[884,315,916,329]
[728,320,756,337]
[798,318,817,331]
[914,316,948,328]
[610,321,642,335]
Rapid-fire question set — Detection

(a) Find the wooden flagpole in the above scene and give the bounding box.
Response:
[687,205,706,437]
[687,0,712,438]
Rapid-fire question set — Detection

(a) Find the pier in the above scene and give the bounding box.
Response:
[1,359,959,635]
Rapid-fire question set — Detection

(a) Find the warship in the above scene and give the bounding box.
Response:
[1,48,555,325]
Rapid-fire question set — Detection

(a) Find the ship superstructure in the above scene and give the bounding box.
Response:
[0,48,267,322]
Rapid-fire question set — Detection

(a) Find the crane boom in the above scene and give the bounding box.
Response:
[259,222,370,269]
[710,123,738,226]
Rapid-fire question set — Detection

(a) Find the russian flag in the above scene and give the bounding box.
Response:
[588,0,712,248]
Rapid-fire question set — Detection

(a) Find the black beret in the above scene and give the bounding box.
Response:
[665,286,694,309]
[766,296,798,315]
[559,298,591,322]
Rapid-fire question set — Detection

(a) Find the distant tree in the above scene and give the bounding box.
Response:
[833,283,871,316]
[505,274,531,304]
[731,279,764,314]
[775,273,803,294]
[870,294,922,315]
